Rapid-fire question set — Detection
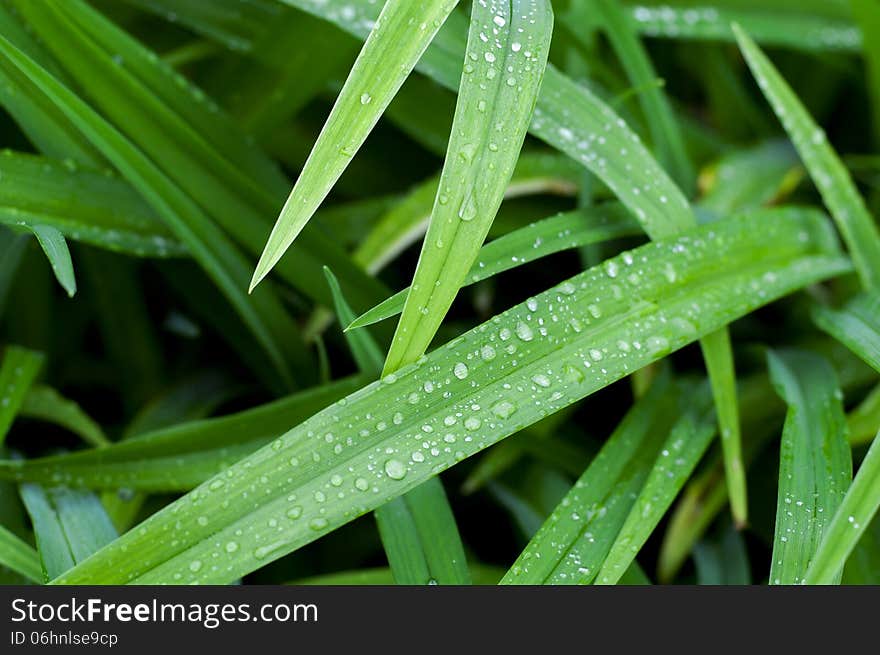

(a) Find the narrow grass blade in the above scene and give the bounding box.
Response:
[350,206,638,330]
[805,430,880,584]
[699,329,747,526]
[0,151,184,258]
[20,386,108,449]
[693,524,751,585]
[324,268,383,376]
[0,228,28,316]
[501,371,682,584]
[0,524,41,583]
[841,515,880,583]
[289,563,503,585]
[812,293,880,373]
[27,225,76,297]
[19,484,117,580]
[50,209,849,584]
[16,0,384,312]
[627,4,860,52]
[767,349,852,585]
[0,346,44,445]
[353,152,581,275]
[375,477,470,585]
[595,383,716,584]
[587,0,694,192]
[250,0,461,290]
[383,0,553,372]
[734,24,880,291]
[0,33,304,387]
[0,377,366,492]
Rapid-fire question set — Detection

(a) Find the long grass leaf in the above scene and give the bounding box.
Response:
[0,524,41,583]
[812,293,880,374]
[20,386,108,449]
[349,205,639,330]
[250,0,461,289]
[27,225,76,298]
[595,383,716,584]
[767,349,852,584]
[324,268,384,376]
[0,151,184,258]
[805,430,880,583]
[48,209,849,584]
[0,345,44,445]
[0,33,305,387]
[19,484,117,580]
[384,0,553,371]
[735,24,880,291]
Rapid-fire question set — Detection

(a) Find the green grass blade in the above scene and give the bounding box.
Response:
[250,0,461,290]
[0,151,184,258]
[0,33,305,387]
[585,0,695,192]
[49,209,849,584]
[0,376,366,492]
[767,349,852,585]
[324,268,384,376]
[841,514,880,584]
[812,293,880,374]
[375,477,470,585]
[383,0,553,372]
[27,225,76,298]
[0,228,28,316]
[349,205,639,330]
[805,429,880,584]
[0,346,44,445]
[699,329,747,526]
[19,484,117,580]
[17,0,384,312]
[20,386,108,449]
[595,383,716,584]
[627,4,860,52]
[734,24,880,292]
[353,152,580,275]
[501,370,681,584]
[0,523,41,583]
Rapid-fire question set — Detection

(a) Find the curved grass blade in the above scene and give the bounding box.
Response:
[699,329,746,526]
[249,0,462,290]
[734,24,880,292]
[841,514,880,584]
[805,429,880,584]
[353,152,581,275]
[693,523,751,585]
[50,209,849,584]
[27,225,76,298]
[852,0,880,144]
[587,0,694,192]
[627,4,860,52]
[594,383,716,584]
[324,268,383,376]
[0,524,41,583]
[384,0,554,372]
[812,293,880,374]
[0,346,44,445]
[0,151,184,258]
[0,33,304,388]
[767,349,852,585]
[20,484,117,581]
[350,206,639,330]
[0,376,366,493]
[21,386,108,449]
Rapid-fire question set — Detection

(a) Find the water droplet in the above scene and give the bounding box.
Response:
[480,345,496,361]
[309,518,328,531]
[492,400,517,419]
[189,560,202,573]
[531,374,551,388]
[286,506,303,520]
[384,459,407,480]
[360,92,372,105]
[355,477,369,491]
[515,321,534,341]
[464,416,482,430]
[458,190,477,221]
[225,541,239,553]
[453,362,469,379]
